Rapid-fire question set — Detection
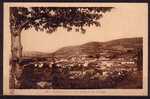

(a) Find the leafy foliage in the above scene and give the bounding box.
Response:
[10,7,114,34]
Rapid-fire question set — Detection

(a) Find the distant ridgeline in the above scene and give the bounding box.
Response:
[22,37,143,59]
[54,37,143,58]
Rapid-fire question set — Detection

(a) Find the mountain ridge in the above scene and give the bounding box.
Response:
[23,37,143,58]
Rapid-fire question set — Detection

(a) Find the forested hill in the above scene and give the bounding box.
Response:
[23,37,143,58]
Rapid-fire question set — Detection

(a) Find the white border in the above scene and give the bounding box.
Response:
[3,3,148,96]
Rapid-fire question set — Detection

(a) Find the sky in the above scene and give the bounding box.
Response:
[21,4,148,53]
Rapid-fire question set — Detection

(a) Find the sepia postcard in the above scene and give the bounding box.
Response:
[3,3,148,96]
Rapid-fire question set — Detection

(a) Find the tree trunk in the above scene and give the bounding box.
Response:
[11,33,22,59]
[10,30,23,89]
[137,48,143,71]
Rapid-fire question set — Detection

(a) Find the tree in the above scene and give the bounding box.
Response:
[10,7,114,88]
[137,48,143,71]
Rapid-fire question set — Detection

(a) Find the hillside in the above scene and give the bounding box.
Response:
[22,51,50,57]
[54,37,143,58]
[103,37,143,49]
[22,37,143,58]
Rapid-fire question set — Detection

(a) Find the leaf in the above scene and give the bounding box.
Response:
[10,7,114,34]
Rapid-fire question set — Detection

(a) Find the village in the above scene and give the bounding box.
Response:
[18,48,140,89]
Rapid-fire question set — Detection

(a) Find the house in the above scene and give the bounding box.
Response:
[121,61,135,65]
[101,61,114,67]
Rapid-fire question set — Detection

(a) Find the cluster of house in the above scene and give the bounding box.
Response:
[42,52,137,80]
[20,49,138,81]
